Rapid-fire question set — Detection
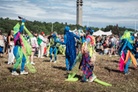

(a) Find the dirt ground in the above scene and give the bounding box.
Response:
[0,54,138,92]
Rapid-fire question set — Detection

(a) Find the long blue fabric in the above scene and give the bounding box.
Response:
[64,31,79,70]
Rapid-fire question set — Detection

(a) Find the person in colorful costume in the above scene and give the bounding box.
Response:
[62,26,80,71]
[79,27,97,82]
[58,44,66,56]
[77,28,112,86]
[64,27,112,86]
[11,19,28,75]
[49,32,61,63]
[118,30,137,75]
[60,26,83,82]
[75,29,85,62]
[57,35,66,56]
[11,17,36,75]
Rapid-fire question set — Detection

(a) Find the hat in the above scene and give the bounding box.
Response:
[41,32,45,35]
[64,26,70,33]
[86,27,94,35]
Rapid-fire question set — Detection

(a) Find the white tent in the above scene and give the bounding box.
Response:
[93,29,105,36]
[134,32,138,37]
[93,29,112,36]
[102,30,112,36]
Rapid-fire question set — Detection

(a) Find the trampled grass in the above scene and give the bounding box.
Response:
[0,54,138,92]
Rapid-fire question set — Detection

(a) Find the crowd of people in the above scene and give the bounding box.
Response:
[0,19,138,82]
[0,29,120,59]
[95,35,120,57]
[0,29,125,63]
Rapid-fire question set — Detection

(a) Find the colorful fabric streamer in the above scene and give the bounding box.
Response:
[94,78,112,86]
[65,73,78,82]
[64,27,80,70]
[119,51,125,71]
[13,20,36,73]
[118,30,137,74]
[130,52,137,67]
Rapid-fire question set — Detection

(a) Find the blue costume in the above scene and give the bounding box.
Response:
[12,17,36,75]
[63,26,80,71]
[49,33,61,63]
[12,19,27,75]
[118,31,137,74]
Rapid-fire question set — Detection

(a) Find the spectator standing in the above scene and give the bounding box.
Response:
[0,30,5,57]
[29,33,39,65]
[7,30,15,64]
[37,32,46,58]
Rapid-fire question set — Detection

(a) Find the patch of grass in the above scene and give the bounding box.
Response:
[0,54,138,92]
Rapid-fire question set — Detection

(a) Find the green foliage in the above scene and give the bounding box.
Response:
[102,25,135,36]
[0,17,135,36]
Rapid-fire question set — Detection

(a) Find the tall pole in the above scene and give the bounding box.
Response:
[135,21,136,31]
[76,0,83,26]
[51,22,53,32]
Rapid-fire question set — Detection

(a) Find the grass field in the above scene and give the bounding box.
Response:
[0,54,138,92]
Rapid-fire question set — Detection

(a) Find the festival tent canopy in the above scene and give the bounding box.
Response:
[134,32,138,37]
[70,29,112,36]
[93,29,104,36]
[93,29,112,36]
[103,30,112,36]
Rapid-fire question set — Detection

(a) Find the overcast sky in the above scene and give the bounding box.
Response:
[0,0,138,29]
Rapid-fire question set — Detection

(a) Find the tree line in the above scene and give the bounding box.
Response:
[0,17,135,35]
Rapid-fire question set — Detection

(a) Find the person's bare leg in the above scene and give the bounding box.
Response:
[31,51,35,65]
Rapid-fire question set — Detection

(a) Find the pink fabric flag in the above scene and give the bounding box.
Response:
[119,51,125,71]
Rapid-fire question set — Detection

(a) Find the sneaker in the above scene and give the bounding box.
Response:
[53,61,57,63]
[115,54,118,56]
[81,79,88,82]
[89,75,97,82]
[40,57,44,58]
[31,62,35,65]
[7,62,11,65]
[125,72,130,75]
[11,62,14,65]
[11,71,19,76]
[50,59,52,62]
[20,71,28,75]
[46,54,49,57]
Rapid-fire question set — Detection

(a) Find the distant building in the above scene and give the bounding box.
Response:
[76,0,83,26]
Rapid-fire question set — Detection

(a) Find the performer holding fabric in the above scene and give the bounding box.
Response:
[118,30,137,75]
[63,27,112,86]
[79,27,96,82]
[63,26,80,71]
[11,17,36,75]
[11,19,28,75]
[49,32,61,63]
